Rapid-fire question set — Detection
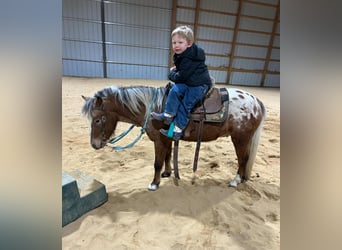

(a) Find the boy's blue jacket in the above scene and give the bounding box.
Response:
[168,43,212,87]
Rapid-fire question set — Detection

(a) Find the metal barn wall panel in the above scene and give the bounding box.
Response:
[205,56,229,68]
[257,0,279,4]
[63,60,103,77]
[242,2,276,19]
[105,25,170,48]
[235,45,268,59]
[200,0,238,13]
[264,74,280,87]
[197,41,232,55]
[106,45,168,66]
[268,61,280,72]
[104,0,172,79]
[63,40,102,61]
[273,35,280,47]
[105,1,171,28]
[270,48,280,60]
[63,0,103,77]
[197,26,234,42]
[176,9,195,23]
[198,11,236,28]
[63,0,172,79]
[177,0,196,8]
[107,64,169,79]
[119,0,171,8]
[239,17,273,33]
[233,59,265,71]
[63,0,279,87]
[63,19,102,41]
[209,70,228,83]
[63,0,100,19]
[236,32,271,46]
[276,22,280,34]
[231,72,262,86]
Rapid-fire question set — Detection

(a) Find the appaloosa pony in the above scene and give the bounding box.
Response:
[82,84,265,191]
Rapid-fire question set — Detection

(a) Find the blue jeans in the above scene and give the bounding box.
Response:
[164,83,209,130]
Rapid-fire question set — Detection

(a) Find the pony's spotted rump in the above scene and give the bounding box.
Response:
[82,85,265,190]
[228,88,263,127]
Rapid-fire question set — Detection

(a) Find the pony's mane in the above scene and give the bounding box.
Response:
[82,85,165,119]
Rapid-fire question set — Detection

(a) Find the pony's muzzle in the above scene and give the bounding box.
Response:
[91,140,106,149]
[91,143,100,149]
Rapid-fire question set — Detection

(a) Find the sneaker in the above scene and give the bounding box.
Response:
[160,128,183,141]
[151,112,173,125]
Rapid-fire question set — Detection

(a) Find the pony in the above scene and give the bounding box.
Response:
[82,84,265,191]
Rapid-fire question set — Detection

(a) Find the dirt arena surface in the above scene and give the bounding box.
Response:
[62,76,280,250]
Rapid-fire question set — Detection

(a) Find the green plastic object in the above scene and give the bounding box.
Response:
[167,122,174,138]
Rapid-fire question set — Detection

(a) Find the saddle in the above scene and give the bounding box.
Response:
[190,87,229,123]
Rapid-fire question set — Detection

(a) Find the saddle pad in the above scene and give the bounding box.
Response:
[191,99,229,123]
[192,88,222,114]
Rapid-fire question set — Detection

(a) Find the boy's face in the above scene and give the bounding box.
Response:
[171,34,192,54]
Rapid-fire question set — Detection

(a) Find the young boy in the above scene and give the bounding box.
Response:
[151,26,212,140]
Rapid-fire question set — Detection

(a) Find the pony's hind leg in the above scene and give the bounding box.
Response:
[229,119,263,187]
[229,135,252,187]
[161,143,172,178]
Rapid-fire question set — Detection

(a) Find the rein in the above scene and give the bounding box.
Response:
[107,88,158,151]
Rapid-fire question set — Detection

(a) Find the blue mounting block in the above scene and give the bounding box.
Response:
[62,170,108,227]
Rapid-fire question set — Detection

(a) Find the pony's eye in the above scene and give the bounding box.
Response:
[94,118,101,125]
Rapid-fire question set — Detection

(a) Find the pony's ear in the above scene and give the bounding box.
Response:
[81,95,90,101]
[93,96,103,108]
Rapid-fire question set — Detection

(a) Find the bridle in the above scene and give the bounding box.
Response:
[91,103,108,146]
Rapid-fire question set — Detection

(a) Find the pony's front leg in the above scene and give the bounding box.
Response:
[161,143,172,178]
[148,160,163,191]
[148,140,171,191]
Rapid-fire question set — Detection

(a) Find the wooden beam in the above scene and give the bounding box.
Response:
[193,0,201,43]
[241,14,275,22]
[260,1,279,86]
[176,5,237,17]
[100,0,107,78]
[244,0,278,8]
[169,0,178,68]
[226,0,242,85]
[233,55,279,62]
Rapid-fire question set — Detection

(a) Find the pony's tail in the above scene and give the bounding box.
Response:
[245,100,266,180]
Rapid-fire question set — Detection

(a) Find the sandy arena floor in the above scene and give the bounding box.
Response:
[62,76,280,250]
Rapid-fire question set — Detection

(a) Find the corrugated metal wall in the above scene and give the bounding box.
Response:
[105,0,172,79]
[62,0,172,78]
[63,0,279,87]
[63,0,103,77]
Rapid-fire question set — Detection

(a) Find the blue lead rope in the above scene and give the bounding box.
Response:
[107,88,158,151]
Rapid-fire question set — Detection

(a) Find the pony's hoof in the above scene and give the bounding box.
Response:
[161,172,171,178]
[148,183,159,191]
[229,180,238,188]
[229,174,241,188]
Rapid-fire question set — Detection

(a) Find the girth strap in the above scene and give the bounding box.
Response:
[173,140,180,179]
[193,108,205,173]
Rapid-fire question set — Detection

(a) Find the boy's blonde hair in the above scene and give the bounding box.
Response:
[171,26,194,43]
